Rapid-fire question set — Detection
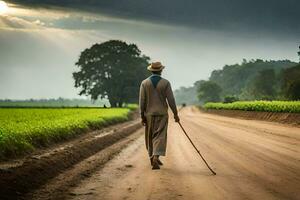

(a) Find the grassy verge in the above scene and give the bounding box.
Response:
[204,101,300,113]
[0,107,135,159]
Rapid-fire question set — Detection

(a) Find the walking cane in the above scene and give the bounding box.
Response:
[178,122,217,175]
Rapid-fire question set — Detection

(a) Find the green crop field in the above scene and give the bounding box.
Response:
[0,108,133,159]
[204,101,300,113]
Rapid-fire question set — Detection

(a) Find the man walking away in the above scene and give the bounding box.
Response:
[139,61,180,170]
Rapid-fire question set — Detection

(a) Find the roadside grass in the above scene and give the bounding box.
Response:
[0,107,135,159]
[204,101,300,113]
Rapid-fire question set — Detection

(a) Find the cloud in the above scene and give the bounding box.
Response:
[8,0,300,37]
[0,15,41,29]
[33,19,45,26]
[1,4,150,31]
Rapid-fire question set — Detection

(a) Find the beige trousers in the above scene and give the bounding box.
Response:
[145,114,169,157]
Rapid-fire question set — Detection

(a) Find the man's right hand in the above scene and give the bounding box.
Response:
[174,115,180,123]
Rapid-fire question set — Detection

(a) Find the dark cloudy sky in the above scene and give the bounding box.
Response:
[0,0,299,99]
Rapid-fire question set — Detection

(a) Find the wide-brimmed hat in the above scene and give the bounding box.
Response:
[147,62,165,71]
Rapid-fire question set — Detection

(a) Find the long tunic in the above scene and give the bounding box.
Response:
[139,75,178,157]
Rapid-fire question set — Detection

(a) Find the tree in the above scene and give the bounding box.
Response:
[281,64,300,100]
[73,40,150,107]
[209,59,297,99]
[248,69,277,100]
[298,46,300,63]
[197,81,222,103]
[223,95,239,103]
[174,80,206,105]
[286,80,300,100]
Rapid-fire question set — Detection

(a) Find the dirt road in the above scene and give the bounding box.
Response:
[69,106,300,200]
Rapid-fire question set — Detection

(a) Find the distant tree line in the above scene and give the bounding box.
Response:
[175,59,300,104]
[0,98,109,108]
